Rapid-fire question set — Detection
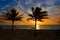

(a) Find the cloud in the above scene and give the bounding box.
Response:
[15,0,59,13]
[0,0,60,25]
[51,7,60,16]
[47,7,60,24]
[44,0,56,6]
[39,0,57,11]
[16,0,25,12]
[0,0,17,11]
[33,3,41,7]
[1,5,10,10]
[25,0,32,5]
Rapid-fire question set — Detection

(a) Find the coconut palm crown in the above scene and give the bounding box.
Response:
[26,7,48,30]
[27,7,48,21]
[1,8,23,32]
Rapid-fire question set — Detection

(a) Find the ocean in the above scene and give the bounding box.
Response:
[0,25,60,30]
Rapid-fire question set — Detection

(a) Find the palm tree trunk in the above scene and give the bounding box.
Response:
[35,18,36,31]
[34,18,37,36]
[11,20,14,34]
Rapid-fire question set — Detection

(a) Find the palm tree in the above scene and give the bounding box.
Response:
[26,7,48,31]
[1,8,23,33]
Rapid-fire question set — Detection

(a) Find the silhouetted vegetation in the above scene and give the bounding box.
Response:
[26,7,48,31]
[1,8,23,33]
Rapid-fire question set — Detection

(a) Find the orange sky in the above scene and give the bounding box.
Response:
[0,7,60,25]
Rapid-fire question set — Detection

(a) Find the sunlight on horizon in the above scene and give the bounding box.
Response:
[36,24,40,30]
[33,20,41,30]
[33,20,42,25]
[36,21,41,30]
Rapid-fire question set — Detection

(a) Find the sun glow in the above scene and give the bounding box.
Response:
[33,21,41,30]
[36,24,40,30]
[36,21,40,30]
[33,21,41,25]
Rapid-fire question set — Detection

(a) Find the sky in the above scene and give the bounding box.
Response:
[0,0,60,25]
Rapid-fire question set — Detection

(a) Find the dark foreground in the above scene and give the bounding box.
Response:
[0,29,60,40]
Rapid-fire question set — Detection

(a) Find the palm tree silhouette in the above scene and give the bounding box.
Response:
[26,7,48,31]
[1,9,23,33]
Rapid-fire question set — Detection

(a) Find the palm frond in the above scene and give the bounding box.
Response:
[41,17,49,19]
[1,8,23,21]
[0,15,6,17]
[27,7,48,21]
[31,7,34,13]
[27,18,34,21]
[28,14,34,17]
[38,19,43,22]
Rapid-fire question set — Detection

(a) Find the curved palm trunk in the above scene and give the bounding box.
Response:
[11,20,14,34]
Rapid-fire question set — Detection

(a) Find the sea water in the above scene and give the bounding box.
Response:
[0,25,60,30]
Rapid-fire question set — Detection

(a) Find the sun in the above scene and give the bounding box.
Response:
[33,21,41,25]
[33,21,41,30]
[36,24,40,30]
[36,21,40,30]
[36,21,40,25]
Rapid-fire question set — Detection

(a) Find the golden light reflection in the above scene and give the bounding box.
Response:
[36,21,41,30]
[36,24,40,30]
